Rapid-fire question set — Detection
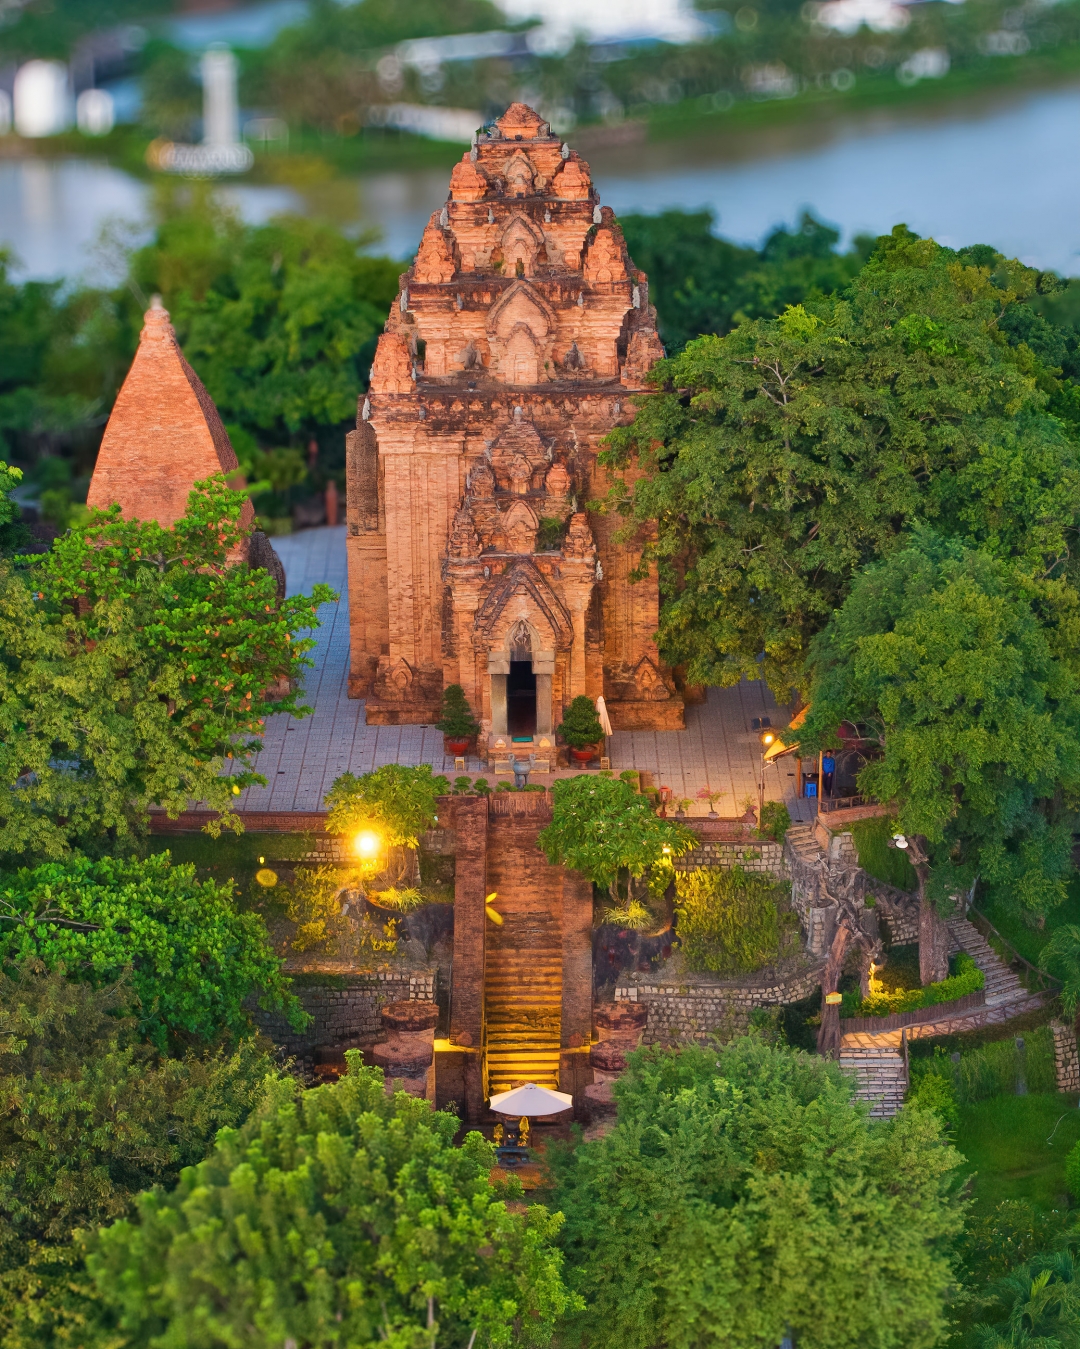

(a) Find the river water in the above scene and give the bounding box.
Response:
[2,79,1079,282]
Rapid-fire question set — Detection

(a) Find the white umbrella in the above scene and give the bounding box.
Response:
[595,695,613,738]
[488,1082,573,1116]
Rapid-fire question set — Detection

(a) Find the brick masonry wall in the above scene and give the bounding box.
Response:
[674,840,787,878]
[255,969,435,1078]
[1052,1019,1080,1093]
[614,964,823,1044]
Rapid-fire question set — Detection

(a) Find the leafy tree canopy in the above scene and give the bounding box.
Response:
[87,1055,578,1348]
[0,476,334,857]
[0,960,274,1349]
[800,532,1080,923]
[0,853,303,1049]
[549,1036,966,1349]
[619,209,869,353]
[537,775,694,904]
[603,228,1079,697]
[127,193,401,450]
[326,763,450,850]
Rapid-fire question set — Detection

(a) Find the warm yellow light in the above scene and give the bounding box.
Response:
[255,867,278,888]
[354,830,381,860]
[825,992,843,1005]
[760,730,776,747]
[662,845,672,855]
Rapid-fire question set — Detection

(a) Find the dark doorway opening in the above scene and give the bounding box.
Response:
[507,660,537,736]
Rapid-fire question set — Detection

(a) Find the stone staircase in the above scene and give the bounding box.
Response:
[947,915,1043,1018]
[839,1044,908,1117]
[483,818,563,1094]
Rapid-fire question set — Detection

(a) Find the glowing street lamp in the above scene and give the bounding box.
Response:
[758,728,777,821]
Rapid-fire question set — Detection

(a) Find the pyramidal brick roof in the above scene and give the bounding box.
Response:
[87,299,254,531]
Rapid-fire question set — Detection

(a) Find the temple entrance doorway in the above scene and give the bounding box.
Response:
[507,660,537,736]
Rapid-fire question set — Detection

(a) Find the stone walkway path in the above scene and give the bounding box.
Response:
[230,526,812,818]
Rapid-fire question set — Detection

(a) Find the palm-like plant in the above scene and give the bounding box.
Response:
[1040,926,1080,1024]
[974,1251,1080,1349]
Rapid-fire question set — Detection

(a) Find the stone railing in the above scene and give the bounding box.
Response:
[614,962,824,1044]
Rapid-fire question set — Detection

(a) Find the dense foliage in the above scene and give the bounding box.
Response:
[87,1055,578,1347]
[620,210,867,353]
[538,775,694,905]
[800,532,1080,926]
[674,865,797,974]
[0,961,273,1348]
[549,1035,966,1349]
[605,229,1080,696]
[0,477,333,856]
[435,683,480,738]
[326,764,450,851]
[0,852,301,1048]
[852,815,919,893]
[841,951,984,1018]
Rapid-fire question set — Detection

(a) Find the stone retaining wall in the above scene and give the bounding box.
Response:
[614,964,823,1044]
[1052,1019,1080,1093]
[674,840,787,878]
[255,967,436,1078]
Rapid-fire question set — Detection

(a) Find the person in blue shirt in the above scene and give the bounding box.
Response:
[821,751,835,797]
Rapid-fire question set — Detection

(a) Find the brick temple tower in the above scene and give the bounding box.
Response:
[346,102,684,738]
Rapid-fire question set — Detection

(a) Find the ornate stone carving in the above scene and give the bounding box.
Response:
[563,512,596,561]
[448,507,481,559]
[450,155,488,202]
[551,154,592,201]
[585,227,628,285]
[370,333,413,394]
[629,655,672,701]
[414,216,456,283]
[503,498,539,553]
[504,150,535,198]
[622,328,666,388]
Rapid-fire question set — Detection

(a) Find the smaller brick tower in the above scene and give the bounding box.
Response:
[87,299,283,586]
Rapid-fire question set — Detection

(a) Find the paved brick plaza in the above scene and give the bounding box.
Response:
[230,526,811,821]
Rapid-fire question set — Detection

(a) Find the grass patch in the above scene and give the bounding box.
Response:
[979,871,1080,969]
[955,1092,1080,1212]
[851,815,917,893]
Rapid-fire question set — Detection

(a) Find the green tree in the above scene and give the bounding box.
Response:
[86,1054,578,1348]
[549,1036,966,1349]
[620,209,868,353]
[0,476,335,856]
[603,229,1080,698]
[972,1250,1080,1349]
[800,532,1080,983]
[127,195,400,453]
[537,775,694,908]
[0,852,302,1049]
[326,763,450,851]
[0,960,274,1349]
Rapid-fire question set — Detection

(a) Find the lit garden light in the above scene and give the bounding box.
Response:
[354,829,382,870]
[758,727,777,821]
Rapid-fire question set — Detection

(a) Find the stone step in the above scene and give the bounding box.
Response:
[840,1047,906,1119]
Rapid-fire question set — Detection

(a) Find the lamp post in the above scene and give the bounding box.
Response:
[758,728,776,822]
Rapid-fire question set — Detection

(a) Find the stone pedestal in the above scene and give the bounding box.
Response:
[372,1000,439,1097]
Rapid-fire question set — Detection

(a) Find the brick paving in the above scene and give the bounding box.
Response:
[232,526,812,820]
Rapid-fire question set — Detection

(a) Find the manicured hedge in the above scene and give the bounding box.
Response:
[842,951,984,1018]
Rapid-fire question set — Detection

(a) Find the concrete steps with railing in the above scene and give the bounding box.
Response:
[839,1044,908,1118]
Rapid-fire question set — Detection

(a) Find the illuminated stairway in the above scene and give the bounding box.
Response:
[484,898,563,1095]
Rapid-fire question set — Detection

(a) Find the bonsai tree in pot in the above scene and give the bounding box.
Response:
[557,695,604,763]
[435,683,480,754]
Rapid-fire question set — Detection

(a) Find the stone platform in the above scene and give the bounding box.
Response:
[230,526,812,821]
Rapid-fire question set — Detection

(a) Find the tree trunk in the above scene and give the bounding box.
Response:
[817,921,853,1057]
[918,889,950,986]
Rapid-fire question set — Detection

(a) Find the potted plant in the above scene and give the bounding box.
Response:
[436,684,480,755]
[557,695,604,763]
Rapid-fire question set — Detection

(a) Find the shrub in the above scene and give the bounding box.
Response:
[851,815,918,892]
[557,695,604,749]
[906,1069,959,1130]
[326,764,449,850]
[841,951,984,1018]
[940,1026,1055,1104]
[435,684,480,738]
[757,801,792,843]
[0,852,301,1048]
[674,865,797,974]
[536,517,565,551]
[1066,1139,1080,1201]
